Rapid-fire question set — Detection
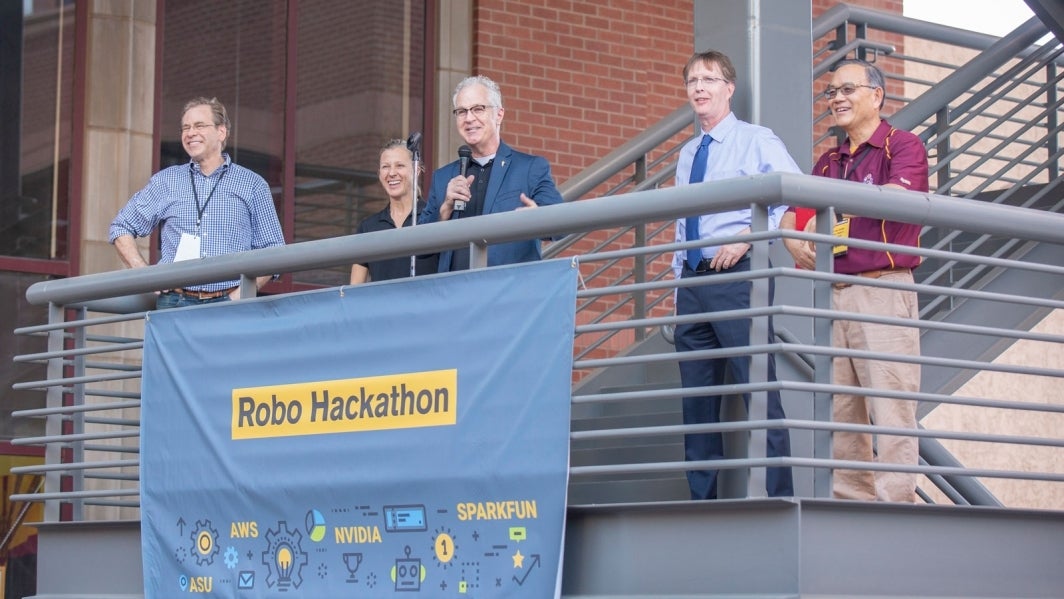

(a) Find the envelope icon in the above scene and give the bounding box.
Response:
[238,571,255,589]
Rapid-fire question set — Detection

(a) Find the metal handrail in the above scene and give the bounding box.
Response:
[12,174,1064,513]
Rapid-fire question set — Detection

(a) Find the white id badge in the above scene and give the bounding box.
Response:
[174,233,202,262]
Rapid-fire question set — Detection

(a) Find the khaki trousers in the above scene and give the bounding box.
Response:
[831,271,920,502]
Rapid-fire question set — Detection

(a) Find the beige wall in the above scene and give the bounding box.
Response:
[903,34,1062,509]
[434,0,473,170]
[921,309,1064,509]
[81,0,157,278]
[78,0,157,521]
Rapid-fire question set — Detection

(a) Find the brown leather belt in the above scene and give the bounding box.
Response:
[168,286,236,300]
[833,267,911,290]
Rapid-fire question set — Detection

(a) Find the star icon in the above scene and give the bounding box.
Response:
[512,549,525,568]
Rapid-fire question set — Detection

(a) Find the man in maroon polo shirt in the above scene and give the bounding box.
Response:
[798,59,928,502]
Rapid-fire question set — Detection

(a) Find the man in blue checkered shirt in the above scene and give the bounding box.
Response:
[109,97,285,309]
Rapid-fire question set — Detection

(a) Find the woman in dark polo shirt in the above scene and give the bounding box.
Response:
[349,139,439,284]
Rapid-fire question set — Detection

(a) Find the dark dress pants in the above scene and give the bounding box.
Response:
[674,259,793,499]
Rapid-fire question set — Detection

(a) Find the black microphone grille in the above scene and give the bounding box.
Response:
[457,144,473,159]
[406,131,423,152]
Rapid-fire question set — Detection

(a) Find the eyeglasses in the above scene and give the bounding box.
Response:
[823,83,879,99]
[685,76,728,89]
[181,122,217,134]
[452,104,493,119]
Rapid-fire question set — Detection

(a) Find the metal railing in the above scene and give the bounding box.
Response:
[11,173,1064,519]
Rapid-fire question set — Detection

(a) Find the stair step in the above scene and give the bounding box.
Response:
[571,409,680,432]
[568,474,690,504]
[570,442,683,467]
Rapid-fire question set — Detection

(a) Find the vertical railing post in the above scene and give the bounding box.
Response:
[935,106,952,193]
[1048,62,1059,180]
[855,23,868,60]
[812,207,835,498]
[746,203,770,498]
[239,274,257,299]
[633,155,649,340]
[69,307,86,521]
[470,241,488,269]
[43,303,64,523]
[633,224,647,341]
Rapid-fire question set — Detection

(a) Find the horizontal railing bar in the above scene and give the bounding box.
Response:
[12,459,139,473]
[13,311,148,336]
[11,430,140,445]
[84,417,140,427]
[84,390,141,400]
[86,473,139,482]
[24,174,1064,306]
[570,456,1064,483]
[573,369,1064,414]
[13,371,140,391]
[570,417,1064,449]
[580,339,1064,381]
[576,301,1064,347]
[13,401,140,417]
[10,489,139,502]
[83,444,139,454]
[13,341,144,362]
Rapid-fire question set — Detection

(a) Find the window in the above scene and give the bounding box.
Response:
[160,0,430,288]
[0,0,75,261]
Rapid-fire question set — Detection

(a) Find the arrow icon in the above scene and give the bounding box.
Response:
[512,554,541,586]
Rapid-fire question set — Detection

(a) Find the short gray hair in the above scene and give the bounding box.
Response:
[453,75,503,109]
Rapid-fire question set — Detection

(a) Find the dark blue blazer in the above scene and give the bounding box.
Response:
[419,141,563,272]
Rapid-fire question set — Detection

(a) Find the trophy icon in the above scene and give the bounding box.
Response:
[343,552,363,582]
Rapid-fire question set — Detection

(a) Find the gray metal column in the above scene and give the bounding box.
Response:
[693,0,817,497]
[694,0,813,172]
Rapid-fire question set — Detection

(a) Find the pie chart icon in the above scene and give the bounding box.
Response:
[305,509,326,542]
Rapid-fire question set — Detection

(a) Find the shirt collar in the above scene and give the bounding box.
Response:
[703,111,738,144]
[842,119,891,155]
[189,153,232,175]
[473,154,495,167]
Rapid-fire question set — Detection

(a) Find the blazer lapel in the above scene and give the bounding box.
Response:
[482,142,512,215]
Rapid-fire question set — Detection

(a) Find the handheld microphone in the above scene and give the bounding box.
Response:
[455,145,473,213]
[406,131,422,157]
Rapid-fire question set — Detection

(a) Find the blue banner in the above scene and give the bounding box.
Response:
[140,260,577,598]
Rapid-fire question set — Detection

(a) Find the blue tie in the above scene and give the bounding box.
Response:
[685,134,711,269]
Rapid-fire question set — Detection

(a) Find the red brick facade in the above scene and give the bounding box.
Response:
[471,0,902,191]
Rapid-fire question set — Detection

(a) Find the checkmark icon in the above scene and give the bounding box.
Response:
[238,571,254,589]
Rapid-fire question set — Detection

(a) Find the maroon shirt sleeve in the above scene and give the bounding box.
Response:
[883,128,929,192]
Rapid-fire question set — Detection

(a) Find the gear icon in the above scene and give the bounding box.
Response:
[190,519,220,566]
[224,546,239,569]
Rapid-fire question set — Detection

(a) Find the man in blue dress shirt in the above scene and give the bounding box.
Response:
[673,50,796,499]
[109,97,285,309]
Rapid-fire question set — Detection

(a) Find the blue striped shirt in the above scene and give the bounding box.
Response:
[109,154,285,291]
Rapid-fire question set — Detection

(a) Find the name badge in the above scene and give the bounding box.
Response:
[174,233,202,262]
[832,218,850,257]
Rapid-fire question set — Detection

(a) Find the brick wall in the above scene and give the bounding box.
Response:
[469,0,903,191]
[472,1,693,188]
